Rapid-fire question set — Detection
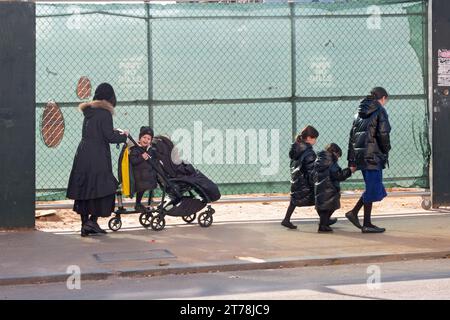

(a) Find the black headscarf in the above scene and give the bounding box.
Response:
[93,83,117,107]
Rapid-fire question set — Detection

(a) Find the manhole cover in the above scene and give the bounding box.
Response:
[93,249,176,263]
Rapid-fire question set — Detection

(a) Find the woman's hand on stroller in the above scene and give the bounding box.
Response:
[116,128,129,136]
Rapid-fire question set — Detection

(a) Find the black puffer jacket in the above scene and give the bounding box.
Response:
[289,141,316,207]
[129,145,158,193]
[314,151,352,211]
[347,97,391,170]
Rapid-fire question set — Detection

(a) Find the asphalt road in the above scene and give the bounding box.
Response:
[2,259,450,300]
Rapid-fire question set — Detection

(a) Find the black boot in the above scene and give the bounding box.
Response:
[281,203,297,229]
[345,197,363,229]
[80,213,91,237]
[362,225,386,233]
[328,218,338,226]
[345,211,362,229]
[135,191,147,213]
[318,211,333,232]
[281,219,297,229]
[81,228,90,237]
[362,202,385,233]
[89,216,107,234]
[81,222,95,237]
[318,225,333,233]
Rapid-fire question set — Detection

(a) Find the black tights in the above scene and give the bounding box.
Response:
[283,202,296,222]
[136,190,153,205]
[318,210,334,226]
[351,196,374,227]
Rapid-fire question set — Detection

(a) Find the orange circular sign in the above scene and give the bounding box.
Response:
[76,76,91,99]
[41,101,65,148]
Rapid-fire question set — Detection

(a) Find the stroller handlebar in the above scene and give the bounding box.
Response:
[127,134,138,147]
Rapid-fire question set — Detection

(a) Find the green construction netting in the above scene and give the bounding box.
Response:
[35,1,430,200]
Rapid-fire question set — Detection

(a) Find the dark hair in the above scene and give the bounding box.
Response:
[369,87,389,100]
[296,125,319,143]
[139,126,154,139]
[325,143,342,158]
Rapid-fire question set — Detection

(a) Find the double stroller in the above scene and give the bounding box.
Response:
[108,135,221,232]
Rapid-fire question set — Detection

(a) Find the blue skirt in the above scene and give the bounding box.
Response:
[362,169,387,203]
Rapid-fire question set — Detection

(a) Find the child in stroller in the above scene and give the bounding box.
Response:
[107,133,221,232]
[129,126,157,213]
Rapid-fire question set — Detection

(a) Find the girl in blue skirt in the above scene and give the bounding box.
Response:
[346,87,391,233]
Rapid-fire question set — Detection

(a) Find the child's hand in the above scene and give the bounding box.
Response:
[142,152,150,160]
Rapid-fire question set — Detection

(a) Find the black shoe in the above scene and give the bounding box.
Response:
[281,220,297,229]
[80,227,91,237]
[91,220,107,234]
[318,225,333,233]
[84,220,106,235]
[328,218,337,226]
[80,223,97,237]
[345,211,362,229]
[362,225,386,233]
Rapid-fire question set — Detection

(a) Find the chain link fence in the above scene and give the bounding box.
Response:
[35,0,430,201]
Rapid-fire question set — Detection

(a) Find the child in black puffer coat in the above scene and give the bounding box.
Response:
[281,125,319,230]
[314,143,355,233]
[129,126,157,212]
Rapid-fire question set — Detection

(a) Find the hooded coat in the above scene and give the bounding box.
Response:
[289,141,316,207]
[314,150,352,211]
[347,97,391,170]
[66,100,127,201]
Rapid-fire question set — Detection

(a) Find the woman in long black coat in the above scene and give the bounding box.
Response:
[66,83,128,237]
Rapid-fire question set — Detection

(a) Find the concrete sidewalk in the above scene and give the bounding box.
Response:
[1,212,450,286]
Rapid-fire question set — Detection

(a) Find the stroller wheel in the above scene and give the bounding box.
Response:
[108,217,122,232]
[182,213,196,224]
[139,212,153,228]
[198,212,213,228]
[150,215,166,231]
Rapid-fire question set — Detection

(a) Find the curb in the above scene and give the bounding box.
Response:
[0,271,112,286]
[119,250,450,278]
[2,250,449,286]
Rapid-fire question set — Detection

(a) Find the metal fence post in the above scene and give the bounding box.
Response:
[146,1,153,130]
[289,1,297,141]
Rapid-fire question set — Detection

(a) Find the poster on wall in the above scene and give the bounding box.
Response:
[438,49,450,87]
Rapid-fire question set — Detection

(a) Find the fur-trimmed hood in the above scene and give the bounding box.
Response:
[78,100,114,115]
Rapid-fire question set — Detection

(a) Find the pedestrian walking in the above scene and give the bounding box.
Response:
[281,125,319,229]
[346,87,391,233]
[314,143,355,233]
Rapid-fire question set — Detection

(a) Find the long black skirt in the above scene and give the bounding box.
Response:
[73,193,116,218]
